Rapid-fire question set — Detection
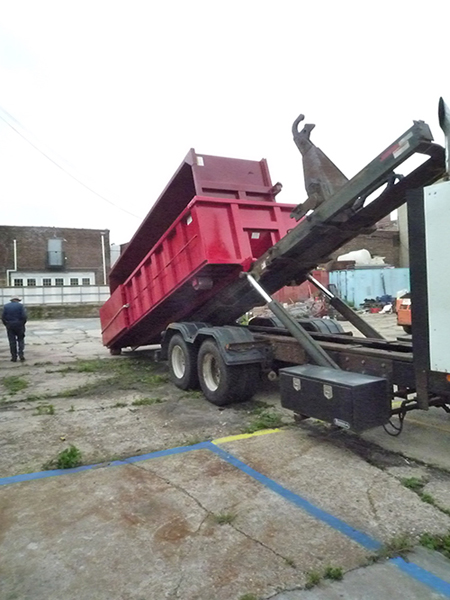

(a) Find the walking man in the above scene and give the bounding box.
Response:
[2,296,27,362]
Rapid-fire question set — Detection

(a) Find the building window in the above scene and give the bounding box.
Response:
[13,279,23,287]
[27,279,36,287]
[82,278,91,286]
[70,278,79,286]
[55,278,64,286]
[43,278,52,287]
[47,238,64,269]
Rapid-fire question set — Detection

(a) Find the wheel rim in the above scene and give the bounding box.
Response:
[203,353,220,391]
[171,345,186,379]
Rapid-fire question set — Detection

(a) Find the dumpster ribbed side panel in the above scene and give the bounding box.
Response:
[109,150,279,291]
[100,197,296,348]
[100,285,128,346]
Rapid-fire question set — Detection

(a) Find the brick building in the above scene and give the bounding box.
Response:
[0,226,110,288]
[330,229,400,267]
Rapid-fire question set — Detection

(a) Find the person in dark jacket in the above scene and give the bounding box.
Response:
[2,296,27,362]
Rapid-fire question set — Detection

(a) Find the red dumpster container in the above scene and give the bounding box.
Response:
[100,195,296,349]
[109,149,279,292]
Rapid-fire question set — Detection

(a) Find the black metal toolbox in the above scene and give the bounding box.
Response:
[280,365,390,432]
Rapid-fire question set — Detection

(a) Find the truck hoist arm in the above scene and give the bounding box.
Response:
[191,116,445,326]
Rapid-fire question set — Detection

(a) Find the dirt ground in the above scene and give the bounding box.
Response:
[1,316,450,600]
[0,329,292,477]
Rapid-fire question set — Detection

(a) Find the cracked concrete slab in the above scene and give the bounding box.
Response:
[0,451,369,600]
[216,430,450,543]
[0,383,289,477]
[270,557,450,599]
[0,320,292,477]
[423,481,450,513]
[136,450,369,566]
[1,317,450,599]
[2,441,449,600]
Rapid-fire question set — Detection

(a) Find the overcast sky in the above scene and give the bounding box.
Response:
[1,1,449,245]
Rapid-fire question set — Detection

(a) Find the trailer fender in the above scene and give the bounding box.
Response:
[302,318,345,334]
[162,323,271,366]
[161,322,209,360]
[193,325,271,367]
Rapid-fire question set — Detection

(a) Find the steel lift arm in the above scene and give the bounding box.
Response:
[190,118,445,326]
[253,119,445,287]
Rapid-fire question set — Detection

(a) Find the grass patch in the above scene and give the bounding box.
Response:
[4,358,169,403]
[305,570,321,589]
[49,358,169,399]
[2,375,28,395]
[65,361,103,373]
[57,359,112,374]
[420,532,450,559]
[239,595,258,600]
[400,477,450,516]
[305,566,343,589]
[33,404,55,416]
[401,476,426,492]
[213,512,237,525]
[24,394,45,402]
[58,385,92,398]
[324,566,343,580]
[43,445,83,470]
[246,400,272,415]
[181,390,204,399]
[56,445,82,469]
[113,402,128,408]
[244,410,284,433]
[420,492,435,505]
[419,492,450,516]
[376,534,414,560]
[131,397,163,406]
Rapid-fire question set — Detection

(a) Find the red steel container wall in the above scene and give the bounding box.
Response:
[193,199,296,263]
[123,204,206,330]
[109,149,278,292]
[101,196,296,348]
[99,285,128,344]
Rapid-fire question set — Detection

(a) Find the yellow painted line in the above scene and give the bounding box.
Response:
[212,429,280,445]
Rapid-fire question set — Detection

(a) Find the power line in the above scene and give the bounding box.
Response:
[0,105,142,219]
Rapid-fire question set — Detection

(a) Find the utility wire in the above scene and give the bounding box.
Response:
[0,105,142,219]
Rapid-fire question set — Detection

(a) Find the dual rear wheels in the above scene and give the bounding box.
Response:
[168,334,258,406]
[168,334,198,390]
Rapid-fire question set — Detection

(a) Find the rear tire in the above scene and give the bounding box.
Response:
[168,334,198,390]
[197,339,258,406]
[110,347,122,356]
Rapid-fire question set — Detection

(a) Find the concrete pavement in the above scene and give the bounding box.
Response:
[1,430,450,599]
[1,316,450,599]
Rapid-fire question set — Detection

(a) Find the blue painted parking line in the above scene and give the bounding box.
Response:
[1,436,449,597]
[206,442,382,551]
[0,441,211,487]
[391,557,450,597]
[207,442,450,598]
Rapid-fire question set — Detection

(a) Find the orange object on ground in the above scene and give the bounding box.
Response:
[396,295,412,333]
